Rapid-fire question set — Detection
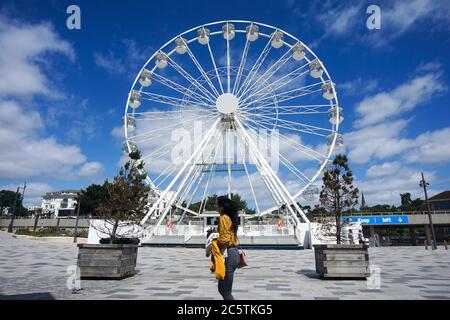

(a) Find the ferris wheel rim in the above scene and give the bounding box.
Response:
[123,20,341,215]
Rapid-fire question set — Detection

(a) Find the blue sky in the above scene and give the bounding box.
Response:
[0,0,449,208]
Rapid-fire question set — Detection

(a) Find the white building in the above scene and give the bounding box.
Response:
[41,190,79,218]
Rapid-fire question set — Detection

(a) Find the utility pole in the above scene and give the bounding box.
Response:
[22,181,27,211]
[73,196,81,243]
[420,172,437,250]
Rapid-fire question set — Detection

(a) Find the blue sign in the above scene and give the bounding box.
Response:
[342,215,409,225]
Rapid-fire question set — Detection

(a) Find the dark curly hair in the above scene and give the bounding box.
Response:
[216,195,239,233]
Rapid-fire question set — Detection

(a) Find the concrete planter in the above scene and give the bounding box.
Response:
[77,243,138,279]
[314,244,369,279]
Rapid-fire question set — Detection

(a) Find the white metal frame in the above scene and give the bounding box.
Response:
[123,20,341,241]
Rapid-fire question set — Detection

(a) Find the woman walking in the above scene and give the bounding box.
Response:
[215,196,240,300]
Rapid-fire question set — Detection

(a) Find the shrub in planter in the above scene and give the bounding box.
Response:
[76,151,150,279]
[313,155,369,279]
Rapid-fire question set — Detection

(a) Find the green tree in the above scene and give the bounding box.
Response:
[78,184,107,216]
[319,154,359,244]
[362,204,396,213]
[93,151,150,243]
[0,190,26,216]
[399,193,425,212]
[188,193,256,215]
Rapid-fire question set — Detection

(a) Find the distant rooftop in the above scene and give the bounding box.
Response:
[429,190,450,201]
[42,190,80,199]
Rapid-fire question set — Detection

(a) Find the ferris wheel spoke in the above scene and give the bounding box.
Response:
[140,141,174,162]
[176,166,208,219]
[257,113,332,134]
[246,127,311,184]
[142,117,221,227]
[240,111,332,135]
[185,44,221,97]
[239,111,329,138]
[154,158,183,189]
[129,113,216,142]
[140,91,213,110]
[152,116,221,190]
[236,138,260,214]
[240,109,328,117]
[166,56,217,102]
[279,155,310,185]
[132,108,217,121]
[205,36,225,94]
[240,104,331,113]
[135,110,218,122]
[226,22,232,93]
[234,116,306,223]
[236,32,274,97]
[178,132,223,213]
[240,82,323,110]
[239,47,293,101]
[176,165,204,207]
[232,26,251,95]
[240,61,310,105]
[235,128,283,207]
[238,105,330,118]
[151,72,215,105]
[198,136,223,214]
[238,115,328,161]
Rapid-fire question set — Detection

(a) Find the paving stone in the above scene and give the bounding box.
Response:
[1,230,450,300]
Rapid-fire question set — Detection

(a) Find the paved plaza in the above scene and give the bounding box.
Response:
[0,231,449,300]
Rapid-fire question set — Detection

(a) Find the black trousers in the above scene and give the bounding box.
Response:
[218,247,240,300]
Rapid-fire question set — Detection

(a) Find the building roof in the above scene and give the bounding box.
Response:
[42,190,80,200]
[429,190,450,201]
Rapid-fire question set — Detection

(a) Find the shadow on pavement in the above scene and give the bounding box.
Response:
[0,292,56,300]
[296,269,321,279]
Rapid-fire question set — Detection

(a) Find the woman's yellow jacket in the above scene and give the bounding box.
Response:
[209,239,225,280]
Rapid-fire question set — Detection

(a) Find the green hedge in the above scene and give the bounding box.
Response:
[15,228,88,238]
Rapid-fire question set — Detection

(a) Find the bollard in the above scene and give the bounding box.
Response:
[444,240,448,250]
[425,240,428,250]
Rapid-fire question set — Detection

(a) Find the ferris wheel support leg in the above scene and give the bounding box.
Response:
[237,125,299,223]
[145,118,222,237]
[234,116,310,225]
[140,118,221,226]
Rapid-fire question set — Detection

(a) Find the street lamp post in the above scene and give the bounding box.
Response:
[73,197,81,243]
[420,172,437,250]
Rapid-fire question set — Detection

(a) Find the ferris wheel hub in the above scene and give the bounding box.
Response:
[216,93,239,114]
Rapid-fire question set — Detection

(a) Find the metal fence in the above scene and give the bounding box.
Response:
[0,218,90,230]
[151,224,294,236]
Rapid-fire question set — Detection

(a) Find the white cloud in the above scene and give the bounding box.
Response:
[404,128,450,163]
[381,0,450,37]
[366,161,401,177]
[0,15,105,182]
[345,119,412,164]
[354,73,445,128]
[78,161,105,178]
[346,120,450,165]
[0,15,74,97]
[317,3,362,36]
[0,99,89,179]
[357,166,436,205]
[309,0,450,47]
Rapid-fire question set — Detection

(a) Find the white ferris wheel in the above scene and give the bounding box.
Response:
[123,20,343,237]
